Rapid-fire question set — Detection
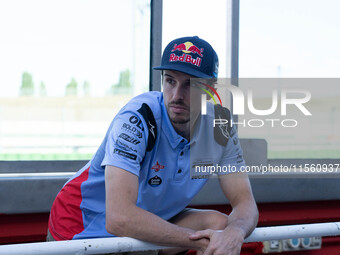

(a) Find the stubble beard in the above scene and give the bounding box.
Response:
[168,100,190,125]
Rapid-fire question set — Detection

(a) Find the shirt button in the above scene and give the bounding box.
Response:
[180,151,184,156]
[178,169,182,173]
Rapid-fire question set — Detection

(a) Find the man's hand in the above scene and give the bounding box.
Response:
[189,225,244,255]
[187,172,258,255]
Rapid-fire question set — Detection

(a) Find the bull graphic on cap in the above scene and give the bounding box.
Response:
[171,42,204,57]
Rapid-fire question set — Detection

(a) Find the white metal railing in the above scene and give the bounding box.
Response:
[0,222,339,255]
[0,172,76,179]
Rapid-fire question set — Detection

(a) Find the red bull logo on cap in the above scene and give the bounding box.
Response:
[169,41,204,67]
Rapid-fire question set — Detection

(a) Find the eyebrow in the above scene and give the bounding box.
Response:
[163,73,191,85]
[163,74,174,78]
[163,73,191,84]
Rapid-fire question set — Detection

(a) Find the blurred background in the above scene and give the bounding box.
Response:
[0,0,339,160]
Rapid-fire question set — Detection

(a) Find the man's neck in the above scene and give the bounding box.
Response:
[171,114,199,142]
[172,122,190,141]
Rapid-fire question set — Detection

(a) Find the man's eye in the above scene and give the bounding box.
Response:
[166,78,175,84]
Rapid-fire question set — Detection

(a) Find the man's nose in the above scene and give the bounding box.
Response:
[173,84,186,100]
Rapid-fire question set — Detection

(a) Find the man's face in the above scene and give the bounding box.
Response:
[163,70,201,126]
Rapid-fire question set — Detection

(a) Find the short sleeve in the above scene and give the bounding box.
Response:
[218,124,246,174]
[101,111,147,177]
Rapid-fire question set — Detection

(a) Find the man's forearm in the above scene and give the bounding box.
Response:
[105,166,208,251]
[106,205,208,250]
[224,199,259,238]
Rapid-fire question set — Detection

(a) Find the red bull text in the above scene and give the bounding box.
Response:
[169,53,202,67]
[169,42,204,67]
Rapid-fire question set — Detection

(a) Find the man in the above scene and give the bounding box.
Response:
[48,36,258,255]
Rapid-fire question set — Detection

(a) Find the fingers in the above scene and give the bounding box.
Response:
[203,245,214,255]
[189,229,214,240]
[194,229,243,255]
[196,250,204,255]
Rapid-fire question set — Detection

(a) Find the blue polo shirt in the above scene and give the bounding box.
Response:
[48,91,245,241]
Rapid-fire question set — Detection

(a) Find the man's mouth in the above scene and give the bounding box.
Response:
[169,104,188,113]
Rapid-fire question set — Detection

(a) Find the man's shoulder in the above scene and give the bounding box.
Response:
[120,91,163,152]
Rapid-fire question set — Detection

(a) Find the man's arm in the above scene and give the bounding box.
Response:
[190,172,258,255]
[105,165,208,251]
[218,172,258,238]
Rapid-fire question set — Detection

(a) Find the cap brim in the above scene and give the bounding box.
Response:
[153,65,213,79]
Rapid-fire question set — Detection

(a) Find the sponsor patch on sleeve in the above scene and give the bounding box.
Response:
[114,148,137,160]
[118,133,141,145]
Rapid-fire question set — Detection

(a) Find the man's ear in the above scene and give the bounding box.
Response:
[193,79,217,101]
[207,79,219,101]
[204,81,217,101]
[206,89,213,101]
